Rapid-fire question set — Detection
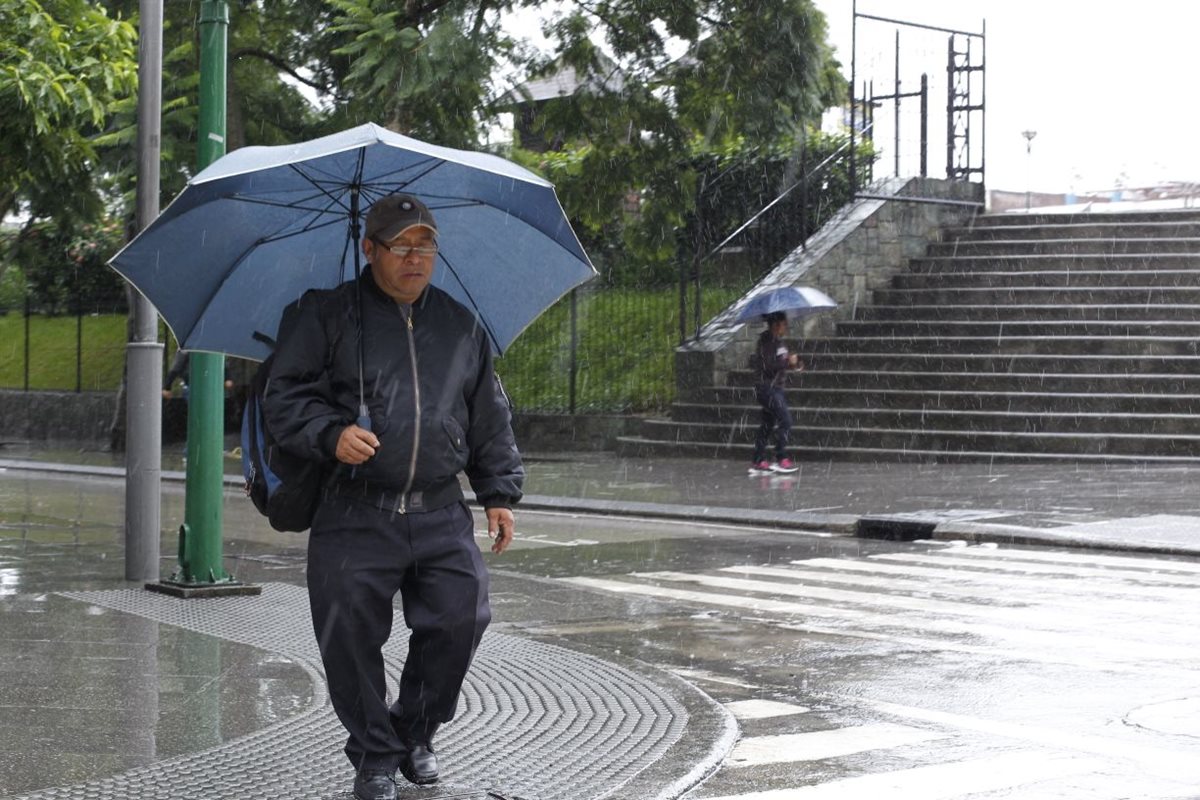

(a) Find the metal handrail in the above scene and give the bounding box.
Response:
[695,138,854,268]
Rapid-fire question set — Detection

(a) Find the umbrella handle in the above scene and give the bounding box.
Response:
[357,409,372,432]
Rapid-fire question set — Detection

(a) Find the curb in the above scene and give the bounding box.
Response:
[4,458,1198,558]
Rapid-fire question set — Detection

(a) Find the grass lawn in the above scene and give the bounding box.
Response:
[498,285,744,412]
[0,313,128,391]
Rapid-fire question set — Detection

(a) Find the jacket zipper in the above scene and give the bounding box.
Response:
[397,308,420,513]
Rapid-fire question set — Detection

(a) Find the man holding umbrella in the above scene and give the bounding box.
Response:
[264,194,523,800]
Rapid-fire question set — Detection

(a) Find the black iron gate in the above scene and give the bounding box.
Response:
[849,4,986,189]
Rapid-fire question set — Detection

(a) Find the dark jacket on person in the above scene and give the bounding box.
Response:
[755,329,793,389]
[262,269,523,512]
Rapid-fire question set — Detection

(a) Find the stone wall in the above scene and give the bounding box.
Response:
[0,390,117,444]
[0,390,630,453]
[675,176,985,394]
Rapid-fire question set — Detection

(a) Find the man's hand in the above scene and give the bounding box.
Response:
[486,507,515,554]
[335,424,380,465]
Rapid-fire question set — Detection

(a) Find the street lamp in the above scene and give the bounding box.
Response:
[1022,130,1037,211]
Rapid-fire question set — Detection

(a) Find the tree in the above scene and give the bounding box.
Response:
[512,1,846,277]
[0,0,137,223]
[318,0,844,275]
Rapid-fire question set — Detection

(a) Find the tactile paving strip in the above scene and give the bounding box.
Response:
[21,583,687,800]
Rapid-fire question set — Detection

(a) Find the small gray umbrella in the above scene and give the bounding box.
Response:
[109,122,597,361]
[734,286,838,322]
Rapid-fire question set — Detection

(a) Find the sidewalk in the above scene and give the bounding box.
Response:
[2,444,1200,799]
[5,441,1200,555]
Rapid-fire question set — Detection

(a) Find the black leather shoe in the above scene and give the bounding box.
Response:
[353,768,397,800]
[398,742,439,785]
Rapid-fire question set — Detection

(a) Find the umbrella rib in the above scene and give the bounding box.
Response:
[436,250,502,354]
[254,215,345,246]
[359,157,444,194]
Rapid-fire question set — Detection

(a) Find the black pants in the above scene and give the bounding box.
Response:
[752,383,792,462]
[307,499,490,772]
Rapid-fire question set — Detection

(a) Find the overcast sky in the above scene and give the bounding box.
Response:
[813,1,1196,194]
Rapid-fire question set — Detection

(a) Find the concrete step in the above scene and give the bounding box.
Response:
[624,421,1200,457]
[806,335,1200,357]
[722,370,1200,394]
[787,352,1200,374]
[872,286,1200,306]
[685,389,1200,415]
[836,319,1200,337]
[926,238,1200,256]
[654,407,1200,437]
[858,303,1200,321]
[893,270,1200,289]
[971,210,1200,227]
[943,221,1200,240]
[910,253,1200,273]
[614,436,1200,465]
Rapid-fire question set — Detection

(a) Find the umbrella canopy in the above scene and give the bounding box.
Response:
[734,286,838,323]
[109,122,596,360]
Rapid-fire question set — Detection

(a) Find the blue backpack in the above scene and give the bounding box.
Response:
[241,293,341,532]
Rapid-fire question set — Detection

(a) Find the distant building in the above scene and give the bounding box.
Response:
[498,55,626,153]
[988,181,1200,214]
[987,189,1110,213]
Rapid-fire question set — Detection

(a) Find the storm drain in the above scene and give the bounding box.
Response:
[26,583,687,800]
[855,515,938,541]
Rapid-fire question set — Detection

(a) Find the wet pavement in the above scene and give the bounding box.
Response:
[6,440,1200,553]
[2,442,1200,798]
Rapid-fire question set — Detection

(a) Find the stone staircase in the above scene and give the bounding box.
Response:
[621,209,1200,463]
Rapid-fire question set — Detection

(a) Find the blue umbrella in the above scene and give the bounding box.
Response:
[109,122,596,360]
[734,286,838,323]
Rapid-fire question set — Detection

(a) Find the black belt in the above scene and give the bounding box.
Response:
[326,480,463,515]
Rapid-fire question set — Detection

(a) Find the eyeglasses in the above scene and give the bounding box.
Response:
[376,241,438,258]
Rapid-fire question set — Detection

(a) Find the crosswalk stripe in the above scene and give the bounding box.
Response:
[869,552,1200,586]
[638,570,1112,624]
[791,557,1197,601]
[719,563,1189,620]
[721,564,1031,604]
[726,724,946,767]
[724,700,810,720]
[772,620,1200,680]
[698,752,1102,800]
[940,545,1200,574]
[720,563,1200,627]
[563,576,1198,661]
[862,699,1200,782]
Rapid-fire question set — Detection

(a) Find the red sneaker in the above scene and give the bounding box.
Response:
[748,460,771,475]
[771,458,798,474]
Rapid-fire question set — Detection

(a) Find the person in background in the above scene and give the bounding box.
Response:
[749,311,802,475]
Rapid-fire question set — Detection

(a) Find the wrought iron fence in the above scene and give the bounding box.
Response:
[499,139,868,413]
[0,273,131,392]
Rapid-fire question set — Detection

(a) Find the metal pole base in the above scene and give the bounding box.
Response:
[145,580,262,599]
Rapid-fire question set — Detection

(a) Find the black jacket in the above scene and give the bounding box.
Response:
[262,270,523,512]
[755,329,792,389]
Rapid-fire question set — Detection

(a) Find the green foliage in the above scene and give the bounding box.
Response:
[672,0,839,142]
[521,129,873,290]
[0,258,25,311]
[96,0,330,211]
[1,218,128,315]
[0,0,137,221]
[325,0,517,148]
